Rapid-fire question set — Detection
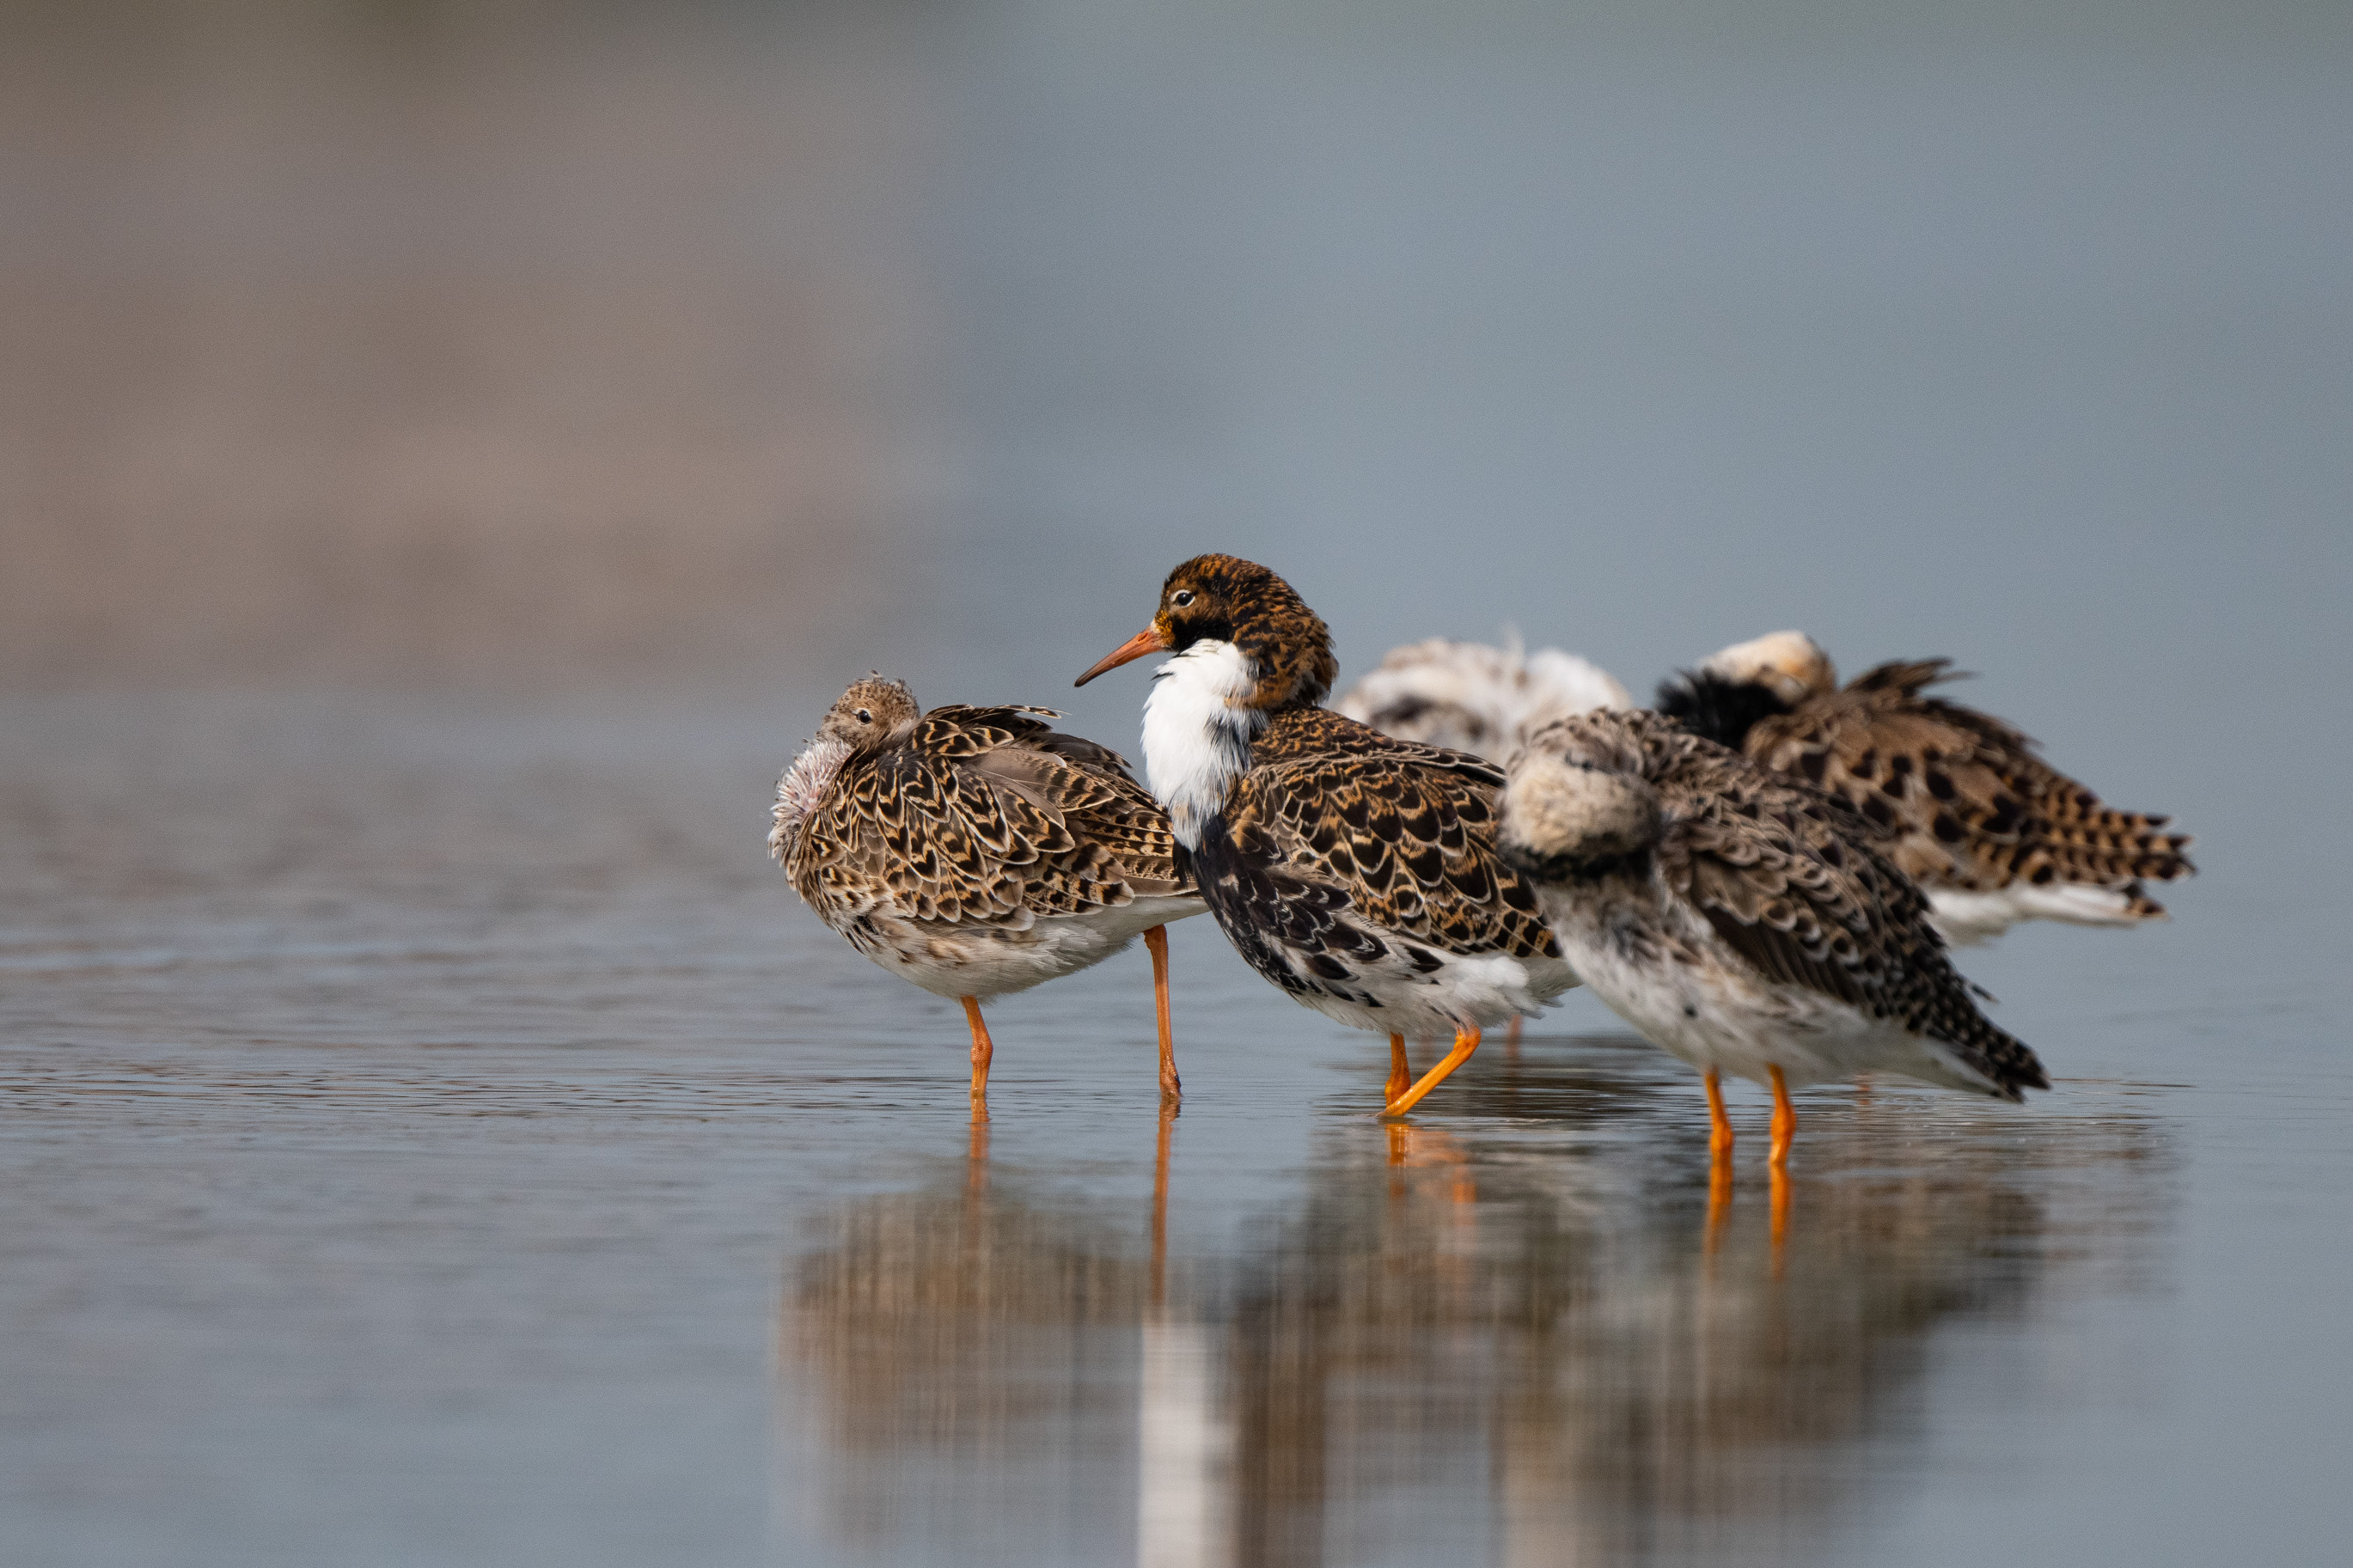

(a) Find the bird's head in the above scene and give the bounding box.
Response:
[1499,714,1664,882]
[1074,554,1337,711]
[1697,630,1836,705]
[815,674,921,753]
[1654,629,1834,748]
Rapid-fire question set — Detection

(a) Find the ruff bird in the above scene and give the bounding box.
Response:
[1499,709,2048,1168]
[771,677,1205,1108]
[1335,631,1629,762]
[1656,631,2193,945]
[1075,556,1577,1117]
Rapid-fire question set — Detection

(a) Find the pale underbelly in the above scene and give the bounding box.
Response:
[844,896,1205,1001]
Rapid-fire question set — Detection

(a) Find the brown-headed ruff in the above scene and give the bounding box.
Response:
[771,677,1204,1103]
[1656,633,2193,945]
[1500,708,2047,1164]
[1075,555,1578,1118]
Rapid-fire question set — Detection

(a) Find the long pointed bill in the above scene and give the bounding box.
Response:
[1074,625,1172,686]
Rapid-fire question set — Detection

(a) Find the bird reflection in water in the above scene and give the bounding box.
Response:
[1138,1103,1229,1568]
[782,1044,2172,1568]
[785,1105,1195,1563]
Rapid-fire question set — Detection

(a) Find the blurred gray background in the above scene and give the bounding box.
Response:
[7,0,2348,890]
[8,1,2346,723]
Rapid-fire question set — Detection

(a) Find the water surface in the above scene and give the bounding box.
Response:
[3,691,2341,1566]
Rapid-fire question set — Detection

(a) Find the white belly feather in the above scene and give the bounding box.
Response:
[844,894,1206,1001]
[1537,884,2004,1097]
[1292,943,1580,1039]
[1927,882,2148,946]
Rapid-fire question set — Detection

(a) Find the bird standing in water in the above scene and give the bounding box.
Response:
[1077,556,1577,1116]
[1656,631,2193,945]
[772,677,1203,1110]
[1498,708,2047,1174]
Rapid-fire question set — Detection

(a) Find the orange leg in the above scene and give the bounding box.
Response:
[1703,1070,1735,1162]
[1144,925,1180,1103]
[1384,1025,1480,1118]
[1386,1034,1412,1104]
[1768,1064,1796,1168]
[960,996,994,1113]
[1505,1015,1523,1057]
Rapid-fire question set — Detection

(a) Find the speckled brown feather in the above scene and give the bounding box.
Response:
[788,705,1193,929]
[1743,660,2193,913]
[1159,553,1341,710]
[1222,706,1561,962]
[1530,710,2046,1098]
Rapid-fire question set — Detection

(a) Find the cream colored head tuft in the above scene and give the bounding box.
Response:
[1500,739,1663,875]
[1698,631,1836,704]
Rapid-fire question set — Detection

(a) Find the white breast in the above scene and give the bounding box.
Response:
[1140,639,1262,850]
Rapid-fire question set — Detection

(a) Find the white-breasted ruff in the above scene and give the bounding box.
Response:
[1078,556,1579,1119]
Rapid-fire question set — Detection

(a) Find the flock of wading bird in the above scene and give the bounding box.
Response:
[770,554,2192,1187]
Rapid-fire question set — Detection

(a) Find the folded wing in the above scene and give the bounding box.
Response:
[791,705,1193,924]
[1745,659,2192,910]
[1228,712,1559,962]
[1652,747,2047,1099]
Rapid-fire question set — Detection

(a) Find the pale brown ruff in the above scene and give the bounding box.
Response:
[773,676,1205,1108]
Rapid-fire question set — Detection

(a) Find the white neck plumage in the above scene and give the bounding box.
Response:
[1140,638,1265,851]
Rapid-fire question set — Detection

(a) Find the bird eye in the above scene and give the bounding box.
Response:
[1172,589,1195,607]
[855,708,872,723]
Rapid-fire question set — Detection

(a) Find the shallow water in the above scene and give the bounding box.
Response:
[2,691,2344,1567]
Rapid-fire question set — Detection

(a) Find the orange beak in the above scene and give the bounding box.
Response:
[1074,624,1173,686]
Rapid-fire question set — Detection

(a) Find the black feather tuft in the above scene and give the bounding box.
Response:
[1653,670,1793,750]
